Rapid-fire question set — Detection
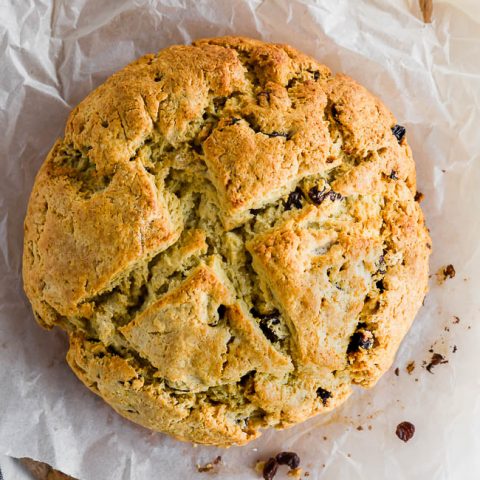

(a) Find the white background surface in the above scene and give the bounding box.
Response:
[1,1,479,479]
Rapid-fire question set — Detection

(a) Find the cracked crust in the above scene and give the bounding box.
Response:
[23,36,431,446]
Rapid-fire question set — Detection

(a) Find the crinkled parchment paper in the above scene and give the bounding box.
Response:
[1,1,479,478]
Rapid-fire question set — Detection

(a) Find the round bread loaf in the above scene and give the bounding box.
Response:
[23,36,430,446]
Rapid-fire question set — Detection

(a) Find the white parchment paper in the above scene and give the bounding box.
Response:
[1,1,479,479]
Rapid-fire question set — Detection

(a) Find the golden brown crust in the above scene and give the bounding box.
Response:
[23,36,430,446]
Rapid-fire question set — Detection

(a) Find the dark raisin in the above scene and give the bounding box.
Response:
[251,308,281,342]
[308,186,342,205]
[213,97,227,110]
[285,187,304,210]
[376,279,385,293]
[308,185,328,205]
[230,117,241,125]
[395,421,415,442]
[250,208,263,216]
[377,255,386,274]
[262,458,278,480]
[217,304,227,319]
[259,318,280,343]
[313,71,320,80]
[347,331,374,353]
[331,105,339,119]
[275,452,300,469]
[250,308,280,320]
[267,131,288,138]
[391,124,406,143]
[389,170,398,180]
[190,142,203,155]
[328,190,342,201]
[316,387,331,406]
[286,77,297,89]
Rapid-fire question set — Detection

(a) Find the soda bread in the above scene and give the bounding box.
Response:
[23,37,430,446]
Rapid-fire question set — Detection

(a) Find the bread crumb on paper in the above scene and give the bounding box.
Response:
[287,467,303,478]
[436,264,456,284]
[406,361,415,375]
[425,353,448,373]
[197,456,222,473]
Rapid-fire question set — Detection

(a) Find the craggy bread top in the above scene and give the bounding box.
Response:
[23,36,430,446]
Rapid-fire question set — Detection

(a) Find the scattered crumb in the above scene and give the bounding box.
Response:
[453,316,460,324]
[197,456,222,473]
[356,425,363,431]
[415,378,419,382]
[453,345,457,353]
[444,326,450,332]
[394,367,400,376]
[419,0,433,23]
[468,326,471,330]
[441,169,446,173]
[406,361,415,375]
[322,464,325,468]
[368,425,372,431]
[287,468,303,478]
[414,191,424,202]
[255,461,266,475]
[323,436,327,441]
[347,453,351,458]
[425,353,448,373]
[396,421,415,442]
[304,472,310,477]
[436,264,456,284]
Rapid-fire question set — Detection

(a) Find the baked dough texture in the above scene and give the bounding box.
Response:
[23,36,430,446]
